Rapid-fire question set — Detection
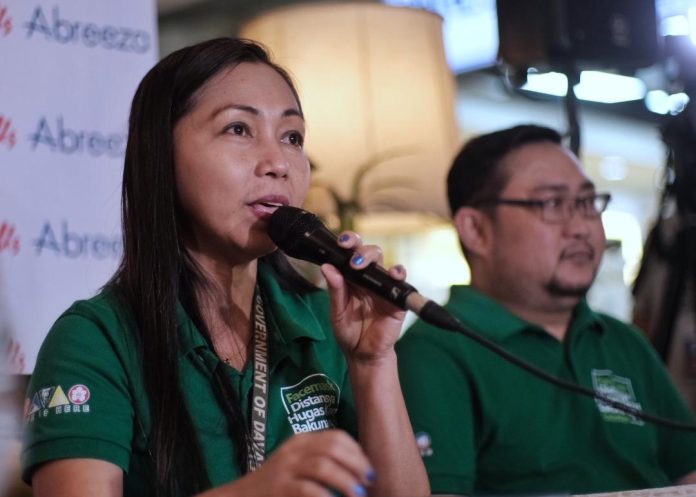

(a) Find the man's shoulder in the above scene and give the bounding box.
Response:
[397,313,472,362]
[581,307,658,357]
[401,316,451,342]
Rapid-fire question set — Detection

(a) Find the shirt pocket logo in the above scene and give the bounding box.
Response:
[280,373,340,433]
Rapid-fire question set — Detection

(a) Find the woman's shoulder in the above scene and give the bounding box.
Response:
[56,287,130,331]
[40,286,136,358]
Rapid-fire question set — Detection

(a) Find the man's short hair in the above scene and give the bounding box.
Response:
[447,124,562,216]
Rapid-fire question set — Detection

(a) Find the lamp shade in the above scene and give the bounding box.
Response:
[239,3,459,218]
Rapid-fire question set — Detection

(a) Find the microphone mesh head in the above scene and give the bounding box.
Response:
[267,206,322,253]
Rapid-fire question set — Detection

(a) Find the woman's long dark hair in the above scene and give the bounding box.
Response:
[109,38,313,497]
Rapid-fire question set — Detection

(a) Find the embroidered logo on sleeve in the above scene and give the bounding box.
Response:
[25,384,92,423]
[591,369,644,426]
[280,373,340,433]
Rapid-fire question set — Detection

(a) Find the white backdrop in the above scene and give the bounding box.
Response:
[0,0,158,372]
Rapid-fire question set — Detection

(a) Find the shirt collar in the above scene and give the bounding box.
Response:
[177,260,328,368]
[446,285,605,341]
[177,302,207,357]
[447,286,530,340]
[568,297,606,337]
[257,260,328,344]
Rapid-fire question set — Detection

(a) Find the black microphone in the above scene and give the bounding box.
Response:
[267,206,460,330]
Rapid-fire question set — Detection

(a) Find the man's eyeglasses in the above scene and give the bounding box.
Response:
[474,193,612,223]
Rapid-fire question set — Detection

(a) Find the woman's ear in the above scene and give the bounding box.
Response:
[453,207,491,258]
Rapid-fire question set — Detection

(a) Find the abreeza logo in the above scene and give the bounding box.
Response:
[34,221,122,259]
[24,5,151,54]
[0,221,20,255]
[29,116,126,158]
[0,114,17,149]
[0,5,13,36]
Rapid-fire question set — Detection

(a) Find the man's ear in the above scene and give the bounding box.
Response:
[453,207,491,257]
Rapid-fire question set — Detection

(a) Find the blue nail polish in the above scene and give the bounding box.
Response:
[354,484,367,497]
[366,469,377,483]
[352,254,364,266]
[339,234,350,243]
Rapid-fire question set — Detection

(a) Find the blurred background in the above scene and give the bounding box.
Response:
[3,0,696,494]
[153,0,692,318]
[154,0,695,327]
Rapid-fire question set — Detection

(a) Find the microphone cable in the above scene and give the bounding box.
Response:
[422,304,696,432]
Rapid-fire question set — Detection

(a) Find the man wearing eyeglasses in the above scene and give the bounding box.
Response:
[396,124,696,495]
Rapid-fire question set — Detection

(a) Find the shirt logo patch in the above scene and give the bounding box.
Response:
[68,384,90,404]
[25,384,92,423]
[280,373,340,433]
[592,369,644,425]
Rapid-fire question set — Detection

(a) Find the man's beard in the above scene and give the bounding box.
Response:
[548,245,599,298]
[546,279,591,298]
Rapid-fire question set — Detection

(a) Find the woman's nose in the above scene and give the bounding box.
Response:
[256,140,289,178]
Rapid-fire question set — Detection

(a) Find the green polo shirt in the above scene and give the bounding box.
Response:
[22,261,357,495]
[396,285,696,495]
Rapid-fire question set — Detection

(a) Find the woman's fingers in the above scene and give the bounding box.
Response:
[337,231,384,269]
[325,231,407,358]
[320,263,344,291]
[336,231,362,248]
[337,232,407,279]
[348,245,382,269]
[265,430,374,497]
[297,430,372,479]
[295,454,369,497]
[388,264,406,281]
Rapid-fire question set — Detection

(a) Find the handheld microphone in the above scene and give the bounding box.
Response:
[267,206,459,330]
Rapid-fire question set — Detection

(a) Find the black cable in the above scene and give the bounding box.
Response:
[563,63,581,156]
[420,302,696,432]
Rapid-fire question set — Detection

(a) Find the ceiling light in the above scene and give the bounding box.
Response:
[645,90,670,114]
[661,14,690,36]
[645,90,690,114]
[522,70,647,103]
[522,71,568,97]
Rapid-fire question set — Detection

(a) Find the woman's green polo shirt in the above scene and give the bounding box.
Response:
[22,262,357,494]
[396,285,696,495]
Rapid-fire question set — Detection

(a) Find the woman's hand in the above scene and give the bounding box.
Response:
[319,231,407,364]
[212,430,374,497]
[318,233,429,497]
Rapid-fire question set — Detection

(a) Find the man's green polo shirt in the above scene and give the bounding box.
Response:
[22,262,357,495]
[396,285,696,495]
